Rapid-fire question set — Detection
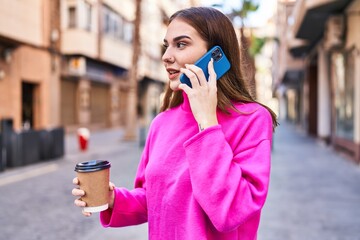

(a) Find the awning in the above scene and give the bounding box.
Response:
[288,37,310,58]
[293,0,353,55]
[282,69,304,88]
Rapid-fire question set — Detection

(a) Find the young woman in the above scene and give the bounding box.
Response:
[73,7,277,240]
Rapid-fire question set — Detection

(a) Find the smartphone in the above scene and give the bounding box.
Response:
[180,45,231,88]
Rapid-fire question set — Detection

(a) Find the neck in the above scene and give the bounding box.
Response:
[181,91,191,112]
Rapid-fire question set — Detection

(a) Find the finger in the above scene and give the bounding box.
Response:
[178,83,192,95]
[74,198,86,207]
[72,177,79,185]
[109,182,115,191]
[208,58,217,88]
[185,64,207,87]
[180,67,200,88]
[72,188,85,197]
[82,209,92,217]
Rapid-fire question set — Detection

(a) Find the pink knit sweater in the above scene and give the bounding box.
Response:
[100,95,273,239]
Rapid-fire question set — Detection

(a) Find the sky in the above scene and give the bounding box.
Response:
[200,0,277,28]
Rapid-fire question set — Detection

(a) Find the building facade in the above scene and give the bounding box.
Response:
[0,0,61,131]
[274,0,360,163]
[0,0,196,133]
[60,0,137,132]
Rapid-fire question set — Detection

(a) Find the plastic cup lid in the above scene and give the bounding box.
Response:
[74,160,111,172]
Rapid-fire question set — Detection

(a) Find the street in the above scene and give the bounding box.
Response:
[0,128,148,240]
[0,123,360,240]
[258,123,360,240]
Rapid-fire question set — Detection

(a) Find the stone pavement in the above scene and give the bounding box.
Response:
[68,123,360,239]
[65,127,150,240]
[0,127,149,240]
[258,122,360,240]
[1,123,359,240]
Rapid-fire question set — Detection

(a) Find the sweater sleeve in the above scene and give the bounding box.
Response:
[183,110,272,232]
[100,132,150,227]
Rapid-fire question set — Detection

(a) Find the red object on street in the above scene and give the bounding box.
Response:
[77,128,90,151]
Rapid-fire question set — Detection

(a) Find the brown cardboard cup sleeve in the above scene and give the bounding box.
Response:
[75,160,111,213]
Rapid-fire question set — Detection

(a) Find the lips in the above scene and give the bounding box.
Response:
[166,68,180,80]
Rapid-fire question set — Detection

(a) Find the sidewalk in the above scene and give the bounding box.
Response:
[64,127,150,240]
[65,127,127,159]
[258,122,360,240]
[0,126,149,240]
[0,127,134,184]
[1,123,359,240]
[76,123,360,239]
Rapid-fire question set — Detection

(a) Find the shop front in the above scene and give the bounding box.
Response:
[330,48,359,163]
[61,56,127,132]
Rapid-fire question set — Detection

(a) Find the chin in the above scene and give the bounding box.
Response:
[169,81,181,91]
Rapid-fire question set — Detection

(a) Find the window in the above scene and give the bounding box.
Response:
[84,1,92,31]
[104,11,111,33]
[68,1,92,31]
[103,6,115,35]
[102,5,133,42]
[123,20,133,43]
[68,7,76,28]
[331,50,355,140]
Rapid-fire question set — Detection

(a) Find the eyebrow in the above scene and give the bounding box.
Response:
[163,35,192,44]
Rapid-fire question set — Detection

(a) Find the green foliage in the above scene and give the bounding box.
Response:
[249,36,280,56]
[249,36,266,56]
[232,0,259,20]
[223,0,279,56]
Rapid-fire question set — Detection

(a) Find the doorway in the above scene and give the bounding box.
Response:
[308,58,318,136]
[22,82,36,129]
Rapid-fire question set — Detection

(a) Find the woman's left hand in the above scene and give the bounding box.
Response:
[179,58,218,130]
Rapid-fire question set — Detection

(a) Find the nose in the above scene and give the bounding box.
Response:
[162,48,174,64]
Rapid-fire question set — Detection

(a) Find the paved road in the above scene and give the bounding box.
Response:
[0,123,359,240]
[0,128,148,240]
[258,122,360,240]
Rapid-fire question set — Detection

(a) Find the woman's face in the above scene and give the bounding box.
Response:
[162,18,208,91]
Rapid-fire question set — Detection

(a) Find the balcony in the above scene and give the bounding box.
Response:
[100,37,132,69]
[61,29,98,58]
[0,0,43,46]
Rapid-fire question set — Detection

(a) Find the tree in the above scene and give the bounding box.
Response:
[124,0,142,140]
[248,36,279,57]
[214,1,278,99]
[231,0,259,98]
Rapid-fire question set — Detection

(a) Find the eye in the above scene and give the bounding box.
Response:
[163,43,169,49]
[176,42,186,48]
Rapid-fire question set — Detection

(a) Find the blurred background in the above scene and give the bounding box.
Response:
[0,0,360,239]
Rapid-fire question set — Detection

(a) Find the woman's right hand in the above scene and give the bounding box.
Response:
[179,59,219,130]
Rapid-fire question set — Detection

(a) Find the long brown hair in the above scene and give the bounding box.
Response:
[160,7,278,130]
